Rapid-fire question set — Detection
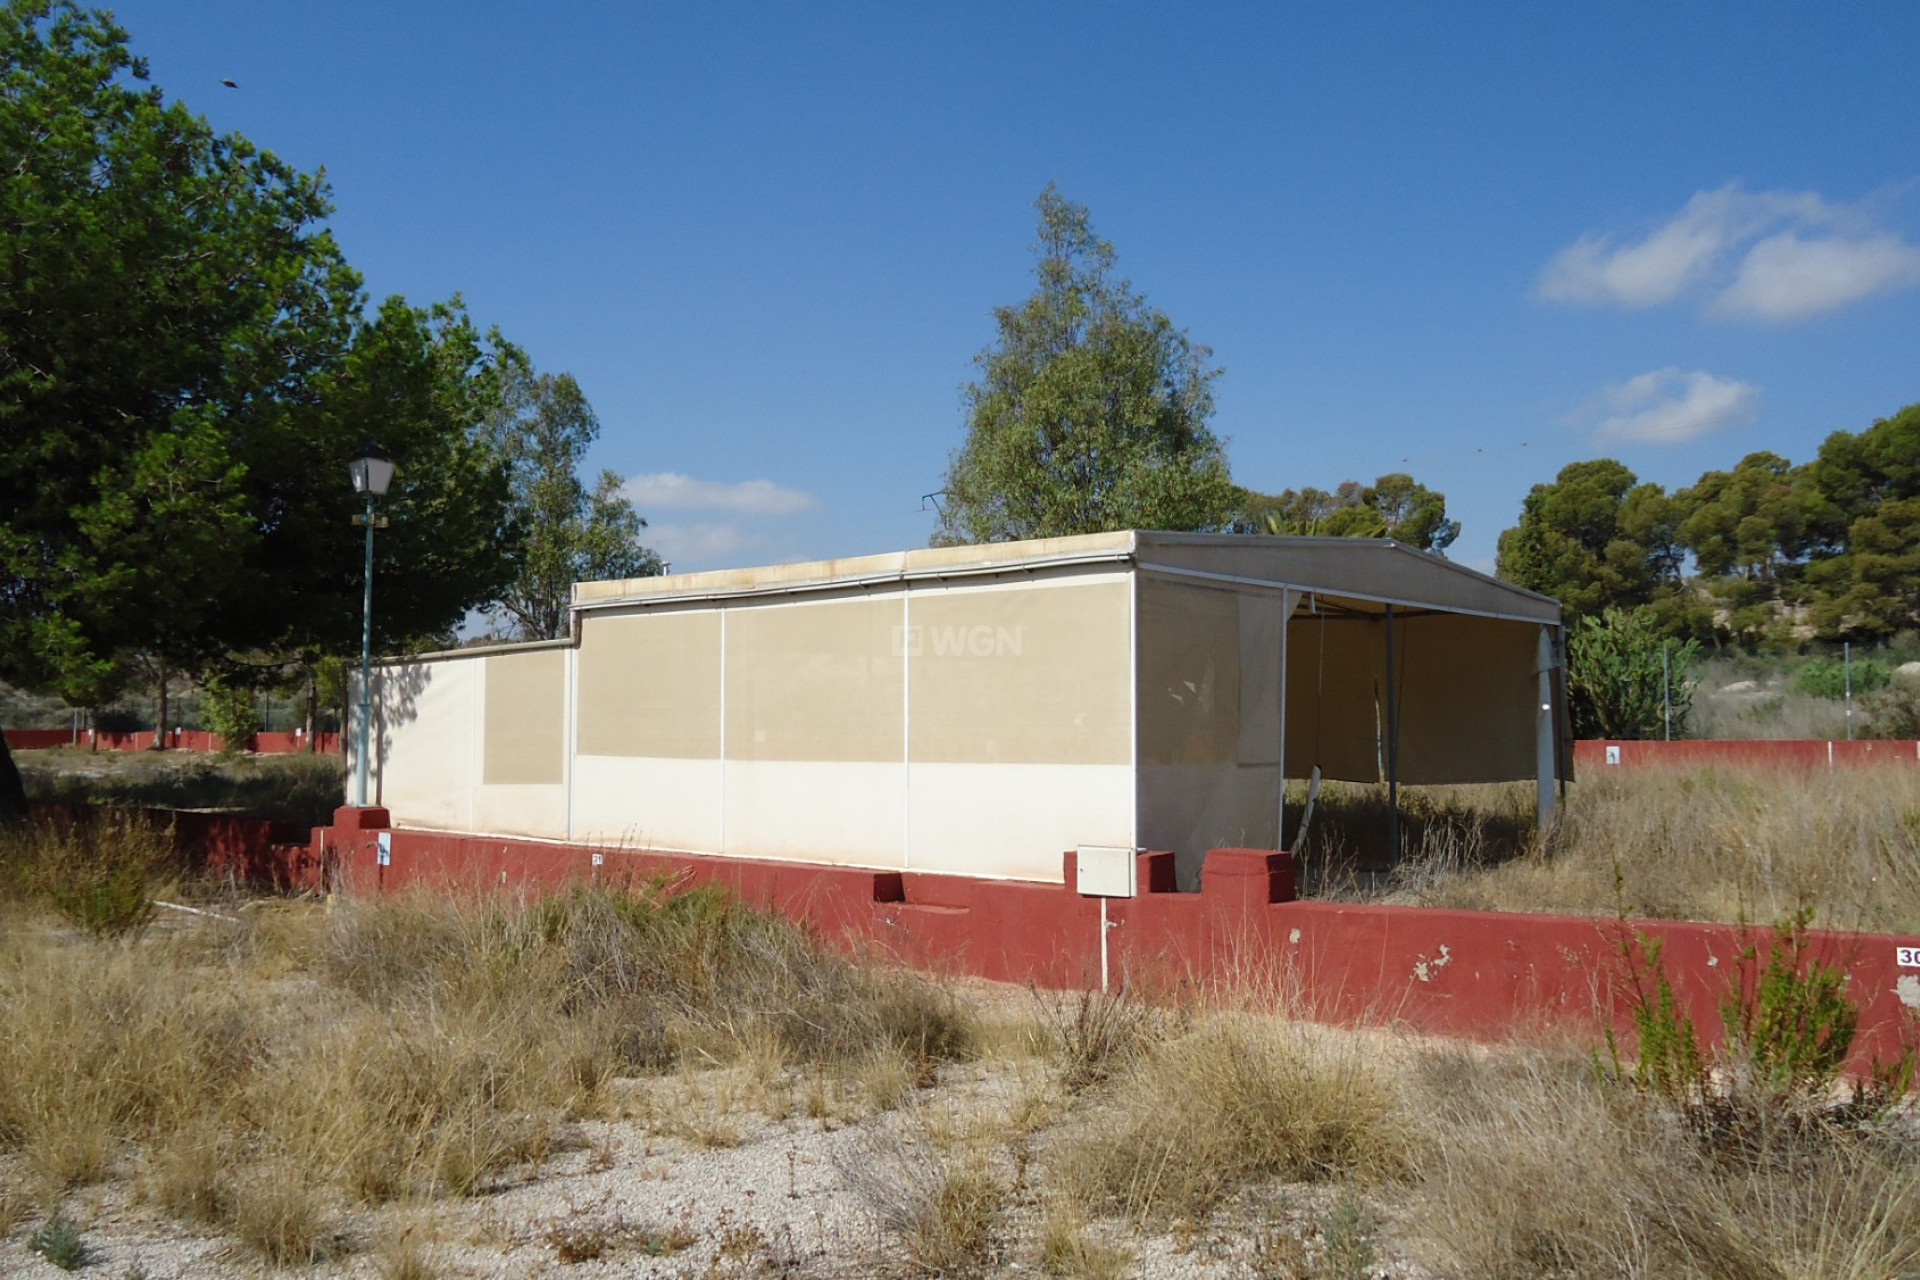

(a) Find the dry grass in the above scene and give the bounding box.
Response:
[1294,765,1920,932]
[16,747,346,827]
[0,871,976,1264]
[844,1137,1010,1277]
[1409,1041,1920,1279]
[1418,766,1920,931]
[1046,1013,1412,1227]
[1037,1201,1132,1278]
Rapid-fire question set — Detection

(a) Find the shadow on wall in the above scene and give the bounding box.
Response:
[370,660,432,808]
[1285,780,1539,899]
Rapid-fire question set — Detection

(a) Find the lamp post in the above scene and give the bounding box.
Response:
[347,442,395,807]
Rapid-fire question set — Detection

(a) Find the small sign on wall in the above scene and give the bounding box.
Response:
[376,832,391,867]
[591,852,604,867]
[1605,745,1622,765]
[1898,945,1920,968]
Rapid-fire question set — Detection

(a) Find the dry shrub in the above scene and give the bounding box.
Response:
[0,940,260,1190]
[855,1148,1008,1277]
[1414,765,1920,931]
[225,1164,344,1266]
[1034,987,1156,1094]
[0,1177,27,1237]
[543,1211,697,1263]
[0,812,183,937]
[1410,1042,1920,1279]
[375,1222,440,1280]
[1049,1015,1411,1226]
[1037,1201,1132,1278]
[0,875,979,1260]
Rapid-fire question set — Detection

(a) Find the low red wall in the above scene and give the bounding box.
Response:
[6,728,341,754]
[316,817,1920,1071]
[1576,738,1920,770]
[29,804,328,894]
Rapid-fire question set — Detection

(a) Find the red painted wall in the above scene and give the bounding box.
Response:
[5,728,341,754]
[316,821,1920,1072]
[1576,738,1920,770]
[30,804,325,893]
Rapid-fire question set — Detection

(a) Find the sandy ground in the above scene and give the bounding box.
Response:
[0,995,1439,1280]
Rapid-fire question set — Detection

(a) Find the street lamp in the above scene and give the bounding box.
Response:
[348,441,395,807]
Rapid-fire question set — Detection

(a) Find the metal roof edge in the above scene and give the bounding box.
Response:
[374,635,574,667]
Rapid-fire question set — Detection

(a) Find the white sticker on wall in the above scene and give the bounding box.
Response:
[376,831,391,867]
[1605,745,1621,765]
[1898,945,1920,969]
[591,852,604,867]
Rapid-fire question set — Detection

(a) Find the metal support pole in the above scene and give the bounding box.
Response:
[1845,642,1853,741]
[1536,626,1558,827]
[355,493,375,807]
[1662,642,1672,741]
[1276,590,1291,852]
[1384,605,1399,867]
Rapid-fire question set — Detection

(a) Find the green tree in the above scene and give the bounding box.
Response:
[1496,459,1687,618]
[1799,402,1920,640]
[1236,473,1461,552]
[1674,452,1813,646]
[0,2,520,815]
[481,355,664,640]
[938,186,1236,543]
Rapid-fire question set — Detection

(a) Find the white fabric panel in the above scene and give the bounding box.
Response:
[722,761,907,866]
[908,762,1134,882]
[1136,763,1281,890]
[371,659,478,832]
[471,784,568,841]
[571,755,724,852]
[1237,592,1294,765]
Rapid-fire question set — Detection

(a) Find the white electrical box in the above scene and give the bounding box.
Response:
[1076,845,1138,898]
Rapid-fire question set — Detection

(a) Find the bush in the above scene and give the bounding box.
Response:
[0,813,179,937]
[1794,655,1891,701]
[199,678,262,752]
[1567,607,1699,740]
[1864,681,1920,738]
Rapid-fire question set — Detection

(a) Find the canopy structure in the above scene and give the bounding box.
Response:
[358,531,1568,887]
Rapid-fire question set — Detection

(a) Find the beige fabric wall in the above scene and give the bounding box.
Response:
[1137,579,1240,767]
[725,595,905,763]
[483,649,566,785]
[1394,614,1540,783]
[369,658,478,832]
[909,577,1130,765]
[1135,579,1284,882]
[1282,612,1386,783]
[576,609,721,758]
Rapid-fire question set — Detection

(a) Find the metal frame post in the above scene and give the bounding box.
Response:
[355,492,375,807]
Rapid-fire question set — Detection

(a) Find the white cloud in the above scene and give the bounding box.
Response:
[1537,184,1920,321]
[643,521,763,569]
[622,472,816,516]
[1712,231,1920,321]
[1576,368,1759,445]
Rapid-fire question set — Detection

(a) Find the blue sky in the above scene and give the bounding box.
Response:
[111,1,1920,574]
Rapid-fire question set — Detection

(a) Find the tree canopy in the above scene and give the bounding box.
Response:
[0,1,524,813]
[1235,473,1461,553]
[481,354,665,640]
[938,186,1237,543]
[1495,459,1686,618]
[1496,401,1920,646]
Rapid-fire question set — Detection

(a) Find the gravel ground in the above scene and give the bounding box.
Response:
[0,1041,1432,1280]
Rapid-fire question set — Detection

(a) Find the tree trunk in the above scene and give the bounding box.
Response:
[304,668,318,753]
[0,728,28,826]
[154,657,169,750]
